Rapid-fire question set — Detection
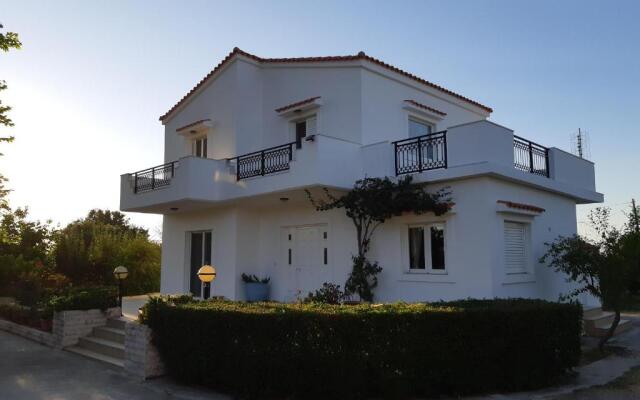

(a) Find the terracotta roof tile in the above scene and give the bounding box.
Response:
[275,96,321,113]
[497,200,545,213]
[403,100,447,116]
[160,47,493,122]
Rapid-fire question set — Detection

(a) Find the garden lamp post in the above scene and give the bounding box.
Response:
[197,265,217,300]
[113,266,128,316]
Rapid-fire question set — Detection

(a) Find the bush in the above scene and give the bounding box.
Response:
[0,303,52,331]
[52,210,160,295]
[304,282,345,304]
[144,298,582,399]
[46,286,117,313]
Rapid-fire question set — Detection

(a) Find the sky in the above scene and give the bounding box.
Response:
[1,0,639,239]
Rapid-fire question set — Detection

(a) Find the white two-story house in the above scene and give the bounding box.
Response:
[120,48,603,303]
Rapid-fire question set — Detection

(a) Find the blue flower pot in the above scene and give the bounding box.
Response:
[245,282,270,302]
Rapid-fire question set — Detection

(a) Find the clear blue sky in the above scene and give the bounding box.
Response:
[1,0,639,238]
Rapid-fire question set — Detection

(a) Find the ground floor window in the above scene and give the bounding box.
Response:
[408,223,446,272]
[504,221,529,274]
[189,231,212,295]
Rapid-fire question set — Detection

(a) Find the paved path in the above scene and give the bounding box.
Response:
[0,330,229,400]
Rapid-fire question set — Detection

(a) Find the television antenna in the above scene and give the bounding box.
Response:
[570,128,591,160]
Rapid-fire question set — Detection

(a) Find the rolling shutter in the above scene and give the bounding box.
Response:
[306,116,317,136]
[504,222,527,273]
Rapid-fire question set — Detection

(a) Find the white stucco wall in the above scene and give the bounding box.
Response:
[360,68,486,145]
[159,57,489,166]
[159,176,590,304]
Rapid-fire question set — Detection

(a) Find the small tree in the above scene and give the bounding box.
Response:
[541,206,640,350]
[307,175,451,301]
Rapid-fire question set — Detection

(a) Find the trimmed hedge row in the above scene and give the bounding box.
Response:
[46,286,117,312]
[144,298,582,399]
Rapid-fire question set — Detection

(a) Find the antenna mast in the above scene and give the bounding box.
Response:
[577,128,583,158]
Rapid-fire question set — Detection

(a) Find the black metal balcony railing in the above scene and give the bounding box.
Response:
[394,131,448,175]
[513,135,549,177]
[133,161,177,193]
[232,141,295,180]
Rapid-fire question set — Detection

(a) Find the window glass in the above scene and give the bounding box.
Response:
[409,119,433,138]
[430,225,445,270]
[409,227,425,269]
[193,137,207,158]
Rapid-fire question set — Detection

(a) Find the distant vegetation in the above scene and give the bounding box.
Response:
[0,208,160,302]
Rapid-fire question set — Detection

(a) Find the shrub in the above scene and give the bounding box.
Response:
[0,303,52,331]
[144,298,582,399]
[46,286,117,313]
[240,273,270,284]
[52,210,160,295]
[304,282,345,304]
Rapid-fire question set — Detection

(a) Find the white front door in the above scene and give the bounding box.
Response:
[283,225,330,300]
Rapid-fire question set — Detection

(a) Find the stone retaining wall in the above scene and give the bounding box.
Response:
[0,307,120,349]
[52,307,119,348]
[0,319,55,346]
[124,321,165,380]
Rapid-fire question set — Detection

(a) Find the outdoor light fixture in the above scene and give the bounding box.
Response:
[197,264,217,300]
[113,266,128,316]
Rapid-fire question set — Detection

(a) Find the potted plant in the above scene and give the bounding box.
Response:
[241,273,270,302]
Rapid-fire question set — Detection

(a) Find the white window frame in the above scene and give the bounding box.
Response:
[503,220,531,275]
[184,229,214,295]
[289,113,318,142]
[192,136,208,158]
[408,116,435,138]
[406,222,447,274]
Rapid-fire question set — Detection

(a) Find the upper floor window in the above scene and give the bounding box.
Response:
[409,118,434,138]
[408,223,446,272]
[192,137,207,158]
[294,115,317,148]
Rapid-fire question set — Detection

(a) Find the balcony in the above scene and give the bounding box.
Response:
[132,161,178,193]
[230,141,295,180]
[120,135,361,213]
[393,130,551,179]
[393,131,447,175]
[382,120,599,203]
[513,135,549,177]
[121,120,601,214]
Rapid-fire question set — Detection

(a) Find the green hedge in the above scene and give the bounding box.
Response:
[144,298,582,399]
[46,286,117,313]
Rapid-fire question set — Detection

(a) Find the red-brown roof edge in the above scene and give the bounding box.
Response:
[275,96,321,113]
[497,200,546,213]
[160,47,493,122]
[176,119,212,132]
[403,100,447,116]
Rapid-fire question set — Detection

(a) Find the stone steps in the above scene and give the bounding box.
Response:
[66,317,126,368]
[66,344,125,368]
[93,326,125,344]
